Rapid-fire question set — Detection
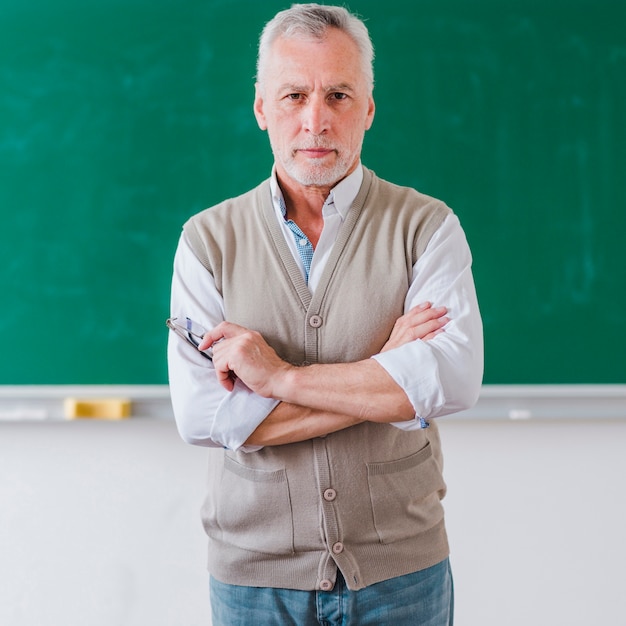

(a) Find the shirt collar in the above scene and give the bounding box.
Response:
[270,164,364,221]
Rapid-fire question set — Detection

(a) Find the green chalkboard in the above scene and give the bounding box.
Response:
[1,0,624,384]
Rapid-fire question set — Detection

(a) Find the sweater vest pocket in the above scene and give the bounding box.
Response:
[205,454,295,555]
[366,442,446,544]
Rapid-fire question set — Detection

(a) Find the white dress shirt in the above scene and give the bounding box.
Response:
[168,165,483,451]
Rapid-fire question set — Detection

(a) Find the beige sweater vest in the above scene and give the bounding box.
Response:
[185,167,452,591]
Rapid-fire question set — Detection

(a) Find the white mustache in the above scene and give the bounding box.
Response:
[296,140,336,150]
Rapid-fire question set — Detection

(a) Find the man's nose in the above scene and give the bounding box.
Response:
[302,96,329,135]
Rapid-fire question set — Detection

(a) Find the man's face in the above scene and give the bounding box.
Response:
[254,27,375,190]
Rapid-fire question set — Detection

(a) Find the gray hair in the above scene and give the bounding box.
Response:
[256,3,375,90]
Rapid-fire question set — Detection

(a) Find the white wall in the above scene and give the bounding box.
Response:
[439,418,626,626]
[0,420,212,626]
[1,415,625,625]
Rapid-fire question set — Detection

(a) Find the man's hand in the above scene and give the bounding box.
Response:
[381,302,449,353]
[198,322,291,395]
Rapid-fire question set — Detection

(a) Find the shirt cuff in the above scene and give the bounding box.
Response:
[371,340,445,430]
[210,378,280,452]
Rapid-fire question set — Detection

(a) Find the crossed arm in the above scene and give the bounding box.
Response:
[168,214,483,450]
[198,302,449,446]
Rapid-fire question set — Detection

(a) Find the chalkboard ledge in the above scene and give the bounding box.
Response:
[454,384,626,421]
[0,385,625,423]
[0,385,173,421]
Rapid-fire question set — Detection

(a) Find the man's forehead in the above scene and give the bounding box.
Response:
[263,34,365,88]
[267,30,360,63]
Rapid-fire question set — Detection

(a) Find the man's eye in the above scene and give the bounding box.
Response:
[287,93,303,100]
[331,93,348,100]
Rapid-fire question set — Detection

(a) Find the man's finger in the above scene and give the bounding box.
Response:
[198,321,244,351]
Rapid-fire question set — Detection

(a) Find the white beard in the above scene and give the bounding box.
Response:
[272,137,360,188]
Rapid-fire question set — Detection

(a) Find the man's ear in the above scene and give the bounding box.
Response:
[253,83,267,131]
[364,95,375,131]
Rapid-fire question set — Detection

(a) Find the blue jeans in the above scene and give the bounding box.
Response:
[210,558,454,626]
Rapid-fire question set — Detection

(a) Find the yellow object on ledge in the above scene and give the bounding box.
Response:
[64,398,131,420]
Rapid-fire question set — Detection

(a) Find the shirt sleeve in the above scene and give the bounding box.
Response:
[167,232,279,452]
[371,213,484,429]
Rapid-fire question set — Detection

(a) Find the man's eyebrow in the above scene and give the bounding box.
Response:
[325,82,355,93]
[278,83,309,93]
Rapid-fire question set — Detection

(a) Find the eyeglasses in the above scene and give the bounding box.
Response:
[166,317,213,360]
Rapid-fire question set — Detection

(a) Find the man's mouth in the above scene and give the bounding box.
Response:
[296,147,335,159]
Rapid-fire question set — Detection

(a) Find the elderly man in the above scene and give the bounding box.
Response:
[168,4,483,625]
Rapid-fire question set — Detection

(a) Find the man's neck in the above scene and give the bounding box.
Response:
[279,185,326,248]
[276,174,334,248]
[278,175,330,215]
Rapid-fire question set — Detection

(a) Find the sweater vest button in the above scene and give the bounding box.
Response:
[309,315,323,328]
[320,579,333,591]
[323,488,337,502]
[332,542,344,554]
